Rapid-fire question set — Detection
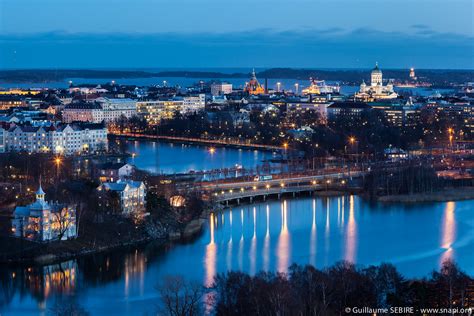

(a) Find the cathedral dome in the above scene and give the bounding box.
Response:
[371,62,382,74]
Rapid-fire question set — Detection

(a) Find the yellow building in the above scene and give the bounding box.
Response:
[0,89,41,95]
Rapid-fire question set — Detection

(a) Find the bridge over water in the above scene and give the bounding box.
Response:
[200,171,366,205]
[110,131,283,151]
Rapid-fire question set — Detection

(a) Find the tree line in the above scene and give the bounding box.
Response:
[154,260,473,316]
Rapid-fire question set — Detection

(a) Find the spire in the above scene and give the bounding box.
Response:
[36,178,45,200]
[251,68,257,80]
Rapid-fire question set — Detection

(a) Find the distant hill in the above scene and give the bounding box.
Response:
[0,68,472,86]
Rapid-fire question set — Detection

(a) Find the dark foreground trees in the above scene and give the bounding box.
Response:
[211,260,473,316]
[157,275,205,316]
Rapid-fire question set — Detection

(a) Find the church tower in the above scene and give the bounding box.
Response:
[370,62,383,86]
[36,184,46,201]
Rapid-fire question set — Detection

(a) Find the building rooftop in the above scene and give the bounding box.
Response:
[65,102,102,110]
[327,101,370,109]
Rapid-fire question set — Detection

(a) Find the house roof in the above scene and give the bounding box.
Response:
[101,180,144,192]
[65,102,102,110]
[327,101,369,109]
[97,162,130,170]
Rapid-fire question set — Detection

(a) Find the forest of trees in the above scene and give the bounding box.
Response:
[363,162,474,197]
[153,260,473,316]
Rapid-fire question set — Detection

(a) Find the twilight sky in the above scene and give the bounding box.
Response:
[0,0,473,69]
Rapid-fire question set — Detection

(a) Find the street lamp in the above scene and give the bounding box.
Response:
[54,156,62,197]
[448,128,454,150]
[55,156,62,177]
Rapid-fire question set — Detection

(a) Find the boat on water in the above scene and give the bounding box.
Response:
[301,78,340,95]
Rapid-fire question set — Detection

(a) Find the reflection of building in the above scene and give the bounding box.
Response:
[98,180,146,214]
[355,63,398,101]
[23,260,77,302]
[12,185,77,241]
[244,69,265,95]
[42,261,77,298]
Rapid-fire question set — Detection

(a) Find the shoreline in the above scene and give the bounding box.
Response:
[376,187,474,203]
[0,213,209,266]
[109,133,282,152]
[3,187,473,266]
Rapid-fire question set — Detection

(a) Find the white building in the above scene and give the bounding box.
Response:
[12,185,77,242]
[356,63,398,101]
[211,83,233,96]
[0,127,5,153]
[96,162,134,182]
[136,100,179,124]
[181,94,206,112]
[1,123,108,155]
[95,97,137,122]
[98,180,146,215]
[63,98,137,124]
[137,94,205,125]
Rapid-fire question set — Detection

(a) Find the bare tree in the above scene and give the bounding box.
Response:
[156,275,204,316]
[52,207,74,241]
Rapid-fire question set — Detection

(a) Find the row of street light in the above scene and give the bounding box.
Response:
[213,178,347,196]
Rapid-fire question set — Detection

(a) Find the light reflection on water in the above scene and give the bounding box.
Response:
[2,196,473,316]
[277,200,290,273]
[126,140,276,174]
[440,201,456,265]
[345,195,357,263]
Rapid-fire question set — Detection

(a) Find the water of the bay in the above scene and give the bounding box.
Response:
[1,196,473,315]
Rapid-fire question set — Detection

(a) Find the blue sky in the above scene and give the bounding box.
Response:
[1,0,473,69]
